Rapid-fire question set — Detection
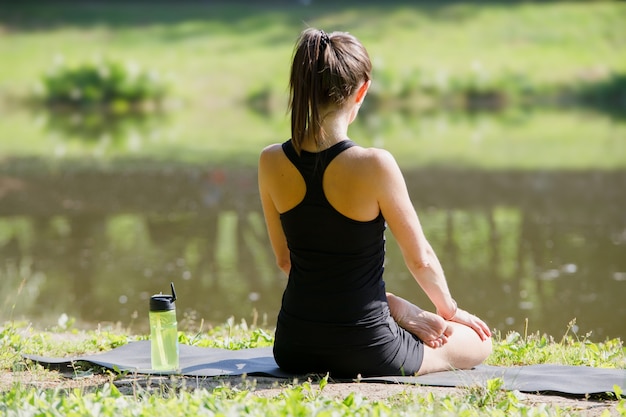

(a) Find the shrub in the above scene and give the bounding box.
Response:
[40,58,169,113]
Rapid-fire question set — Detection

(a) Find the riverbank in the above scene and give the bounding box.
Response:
[1,320,624,416]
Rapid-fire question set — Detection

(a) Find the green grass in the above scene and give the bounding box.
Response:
[2,2,624,92]
[1,319,625,416]
[0,1,625,169]
[489,319,626,369]
[5,381,620,417]
[3,318,624,375]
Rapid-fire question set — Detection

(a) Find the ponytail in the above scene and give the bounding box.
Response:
[289,28,371,154]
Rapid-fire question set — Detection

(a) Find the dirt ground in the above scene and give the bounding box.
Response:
[2,370,620,416]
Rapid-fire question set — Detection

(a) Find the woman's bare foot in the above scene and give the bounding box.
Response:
[387,292,454,348]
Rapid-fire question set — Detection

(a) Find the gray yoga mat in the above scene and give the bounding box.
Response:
[24,340,626,395]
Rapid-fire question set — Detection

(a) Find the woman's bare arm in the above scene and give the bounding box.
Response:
[258,145,291,276]
[371,148,491,340]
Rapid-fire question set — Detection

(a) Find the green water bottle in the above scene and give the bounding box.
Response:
[149,282,179,372]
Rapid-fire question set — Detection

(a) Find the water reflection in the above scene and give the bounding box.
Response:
[1,163,624,340]
[35,106,171,159]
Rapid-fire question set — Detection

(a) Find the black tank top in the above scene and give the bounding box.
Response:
[279,139,387,324]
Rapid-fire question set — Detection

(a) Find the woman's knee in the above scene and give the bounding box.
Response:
[418,324,492,375]
[477,333,493,362]
[451,323,492,367]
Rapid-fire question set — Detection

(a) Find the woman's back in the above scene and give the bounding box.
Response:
[277,139,387,324]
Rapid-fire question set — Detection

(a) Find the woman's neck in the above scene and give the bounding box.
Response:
[300,108,351,152]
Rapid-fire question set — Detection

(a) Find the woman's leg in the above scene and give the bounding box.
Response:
[386,292,492,374]
[417,322,493,375]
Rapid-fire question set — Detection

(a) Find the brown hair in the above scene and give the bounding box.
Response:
[289,28,372,154]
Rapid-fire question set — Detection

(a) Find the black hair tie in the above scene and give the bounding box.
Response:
[319,30,330,48]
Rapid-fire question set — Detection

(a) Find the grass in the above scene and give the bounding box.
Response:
[8,382,617,417]
[489,319,626,369]
[1,319,625,416]
[0,1,625,169]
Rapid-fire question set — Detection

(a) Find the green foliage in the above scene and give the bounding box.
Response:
[4,318,624,373]
[573,72,626,114]
[0,321,130,371]
[2,380,621,417]
[0,383,366,416]
[383,385,570,416]
[33,57,171,144]
[253,65,626,114]
[489,320,626,369]
[0,323,25,371]
[39,58,169,112]
[179,317,274,350]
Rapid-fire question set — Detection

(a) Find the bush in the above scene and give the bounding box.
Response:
[40,58,169,113]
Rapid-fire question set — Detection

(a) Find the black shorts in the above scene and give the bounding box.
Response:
[273,312,424,378]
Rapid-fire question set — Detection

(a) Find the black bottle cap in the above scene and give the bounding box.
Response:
[149,282,177,312]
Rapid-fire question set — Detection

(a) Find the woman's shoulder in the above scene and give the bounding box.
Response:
[260,142,285,155]
[259,142,286,165]
[339,145,404,190]
[346,144,398,170]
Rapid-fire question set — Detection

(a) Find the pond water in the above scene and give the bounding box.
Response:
[1,110,625,341]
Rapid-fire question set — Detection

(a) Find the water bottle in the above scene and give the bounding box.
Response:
[149,282,179,371]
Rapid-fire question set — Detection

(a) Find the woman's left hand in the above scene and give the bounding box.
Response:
[450,308,492,341]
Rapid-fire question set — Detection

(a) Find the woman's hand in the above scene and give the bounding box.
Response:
[450,308,492,341]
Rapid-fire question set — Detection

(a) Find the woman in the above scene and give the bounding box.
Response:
[258,28,492,377]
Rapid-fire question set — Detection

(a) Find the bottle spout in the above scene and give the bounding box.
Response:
[170,281,177,302]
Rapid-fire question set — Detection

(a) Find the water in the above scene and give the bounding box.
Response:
[150,309,179,371]
[1,161,625,341]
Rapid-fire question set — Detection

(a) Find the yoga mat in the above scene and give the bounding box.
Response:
[24,341,626,395]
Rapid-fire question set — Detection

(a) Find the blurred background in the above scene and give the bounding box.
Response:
[0,1,624,341]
